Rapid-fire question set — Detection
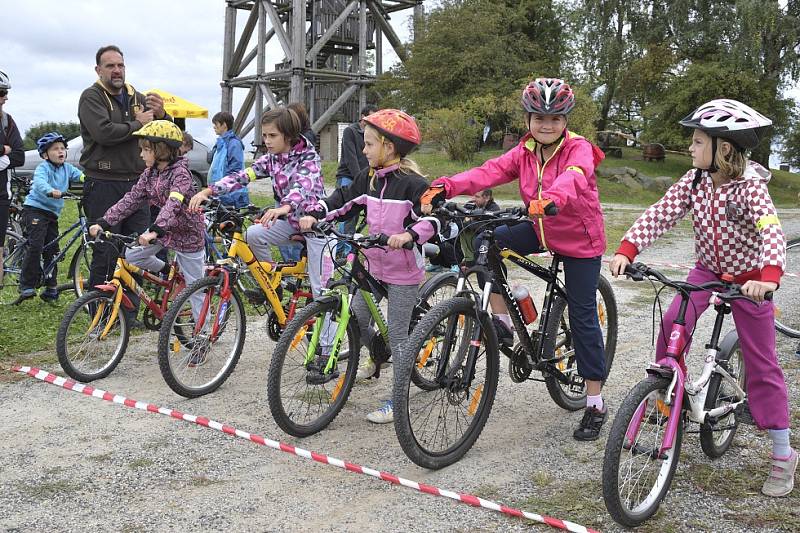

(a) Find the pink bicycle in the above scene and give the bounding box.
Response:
[602,262,770,526]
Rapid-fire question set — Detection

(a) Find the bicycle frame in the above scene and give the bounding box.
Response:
[30,199,90,283]
[626,291,747,457]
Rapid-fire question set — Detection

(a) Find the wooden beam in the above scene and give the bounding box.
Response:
[367,0,407,62]
[227,5,259,78]
[262,0,293,58]
[311,84,358,131]
[306,0,359,62]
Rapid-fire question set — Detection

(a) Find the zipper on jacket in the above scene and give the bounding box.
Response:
[534,136,566,251]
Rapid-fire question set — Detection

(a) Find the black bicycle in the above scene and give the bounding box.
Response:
[1,191,94,304]
[393,202,618,469]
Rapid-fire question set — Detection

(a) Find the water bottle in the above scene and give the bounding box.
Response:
[512,285,538,325]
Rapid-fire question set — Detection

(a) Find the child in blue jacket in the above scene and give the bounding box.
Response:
[19,132,84,301]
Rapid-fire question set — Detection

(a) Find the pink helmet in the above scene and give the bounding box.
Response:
[521,78,575,115]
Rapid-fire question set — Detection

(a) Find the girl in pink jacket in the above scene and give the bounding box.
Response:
[609,99,794,497]
[422,78,609,441]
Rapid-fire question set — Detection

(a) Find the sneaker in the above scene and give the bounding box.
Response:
[762,449,798,497]
[491,315,514,347]
[18,287,36,300]
[425,264,444,273]
[573,405,608,441]
[366,400,394,424]
[356,357,377,380]
[40,287,59,302]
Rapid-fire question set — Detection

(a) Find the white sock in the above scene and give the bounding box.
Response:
[587,394,604,411]
[768,429,792,458]
[495,313,512,330]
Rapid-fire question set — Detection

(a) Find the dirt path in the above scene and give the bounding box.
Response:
[1,209,799,532]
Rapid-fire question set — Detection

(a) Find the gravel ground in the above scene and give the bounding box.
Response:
[1,206,799,533]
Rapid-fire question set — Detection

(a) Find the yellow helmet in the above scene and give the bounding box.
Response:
[133,120,183,148]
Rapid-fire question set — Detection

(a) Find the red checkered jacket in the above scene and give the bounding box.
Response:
[617,161,785,285]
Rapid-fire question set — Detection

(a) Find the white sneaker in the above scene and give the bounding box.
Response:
[356,357,377,380]
[366,400,393,424]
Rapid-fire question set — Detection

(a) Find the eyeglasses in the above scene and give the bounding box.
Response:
[0,90,7,97]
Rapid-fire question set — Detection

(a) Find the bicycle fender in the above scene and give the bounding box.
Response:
[93,284,134,310]
[645,364,674,380]
[717,330,739,362]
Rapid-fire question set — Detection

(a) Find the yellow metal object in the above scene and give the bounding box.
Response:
[417,337,437,368]
[467,384,484,416]
[597,301,606,327]
[555,347,567,371]
[330,374,346,403]
[86,301,107,332]
[291,326,308,349]
[100,287,123,340]
[172,339,181,353]
[655,399,671,418]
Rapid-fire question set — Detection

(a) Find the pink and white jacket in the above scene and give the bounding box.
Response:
[617,161,785,285]
[432,130,606,258]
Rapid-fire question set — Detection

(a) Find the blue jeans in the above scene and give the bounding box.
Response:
[483,222,606,381]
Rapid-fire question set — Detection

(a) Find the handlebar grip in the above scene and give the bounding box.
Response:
[765,291,773,301]
[544,203,558,216]
[624,263,644,281]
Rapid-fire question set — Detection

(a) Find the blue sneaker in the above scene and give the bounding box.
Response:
[449,264,460,273]
[425,264,444,273]
[18,287,36,300]
[40,287,59,302]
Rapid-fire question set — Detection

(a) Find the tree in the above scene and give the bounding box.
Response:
[23,121,82,151]
[376,0,565,115]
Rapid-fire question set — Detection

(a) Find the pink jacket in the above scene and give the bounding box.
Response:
[617,162,785,285]
[432,130,606,258]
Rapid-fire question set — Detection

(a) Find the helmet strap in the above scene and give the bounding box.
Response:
[708,137,719,173]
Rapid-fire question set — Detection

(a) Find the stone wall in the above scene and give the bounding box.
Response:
[596,166,675,192]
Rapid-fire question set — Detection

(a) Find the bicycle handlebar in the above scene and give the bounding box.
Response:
[312,221,415,250]
[624,262,772,303]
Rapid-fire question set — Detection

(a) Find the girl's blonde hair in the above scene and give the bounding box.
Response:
[715,140,748,179]
[365,124,426,189]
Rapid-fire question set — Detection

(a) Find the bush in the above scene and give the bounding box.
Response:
[421,108,482,162]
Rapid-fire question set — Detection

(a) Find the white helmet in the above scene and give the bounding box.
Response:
[679,99,772,150]
[0,70,9,90]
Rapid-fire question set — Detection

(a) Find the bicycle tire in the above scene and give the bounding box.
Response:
[68,241,95,298]
[56,289,130,381]
[410,271,459,391]
[602,375,683,527]
[157,276,246,398]
[544,274,618,410]
[700,337,745,458]
[1,231,24,303]
[775,238,800,338]
[267,298,361,437]
[393,297,500,469]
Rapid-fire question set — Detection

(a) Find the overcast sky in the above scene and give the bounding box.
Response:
[0,0,415,149]
[1,1,796,163]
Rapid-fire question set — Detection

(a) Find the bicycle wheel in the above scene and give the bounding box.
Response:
[157,276,246,398]
[775,238,800,338]
[1,231,25,304]
[394,297,500,469]
[410,271,458,390]
[602,376,683,527]
[700,338,745,458]
[267,298,360,437]
[69,241,95,298]
[56,289,130,381]
[544,274,618,411]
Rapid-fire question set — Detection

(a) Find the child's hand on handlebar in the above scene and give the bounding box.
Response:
[189,188,212,211]
[387,231,414,249]
[528,198,556,218]
[298,215,317,231]
[88,224,102,238]
[420,185,446,215]
[50,189,62,199]
[138,231,158,246]
[740,280,777,302]
[260,205,291,227]
[609,254,631,278]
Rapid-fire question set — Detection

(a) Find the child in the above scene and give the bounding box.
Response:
[88,120,206,315]
[208,111,247,208]
[299,108,437,424]
[421,78,609,441]
[19,132,84,301]
[609,99,794,497]
[189,107,330,302]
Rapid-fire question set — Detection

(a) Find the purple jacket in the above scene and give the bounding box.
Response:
[211,138,324,229]
[432,130,606,259]
[100,157,205,253]
[316,164,438,285]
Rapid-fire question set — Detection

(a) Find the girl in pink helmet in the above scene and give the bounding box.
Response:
[610,99,793,497]
[421,77,610,441]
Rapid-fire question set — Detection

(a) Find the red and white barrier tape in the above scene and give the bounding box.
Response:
[12,366,600,533]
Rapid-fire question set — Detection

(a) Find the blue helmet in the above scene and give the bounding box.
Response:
[37,132,68,157]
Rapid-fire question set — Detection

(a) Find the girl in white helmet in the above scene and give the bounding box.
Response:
[610,99,793,497]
